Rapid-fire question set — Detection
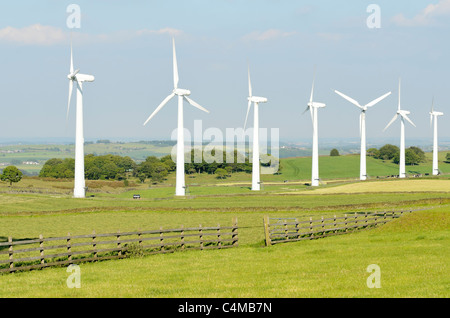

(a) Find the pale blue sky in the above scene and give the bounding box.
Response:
[0,0,448,143]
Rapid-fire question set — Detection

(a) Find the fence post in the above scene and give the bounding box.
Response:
[117,230,121,257]
[138,230,142,248]
[284,220,288,241]
[199,224,204,250]
[92,231,98,261]
[181,225,185,250]
[321,216,324,235]
[217,224,222,249]
[67,233,72,263]
[232,217,238,247]
[8,237,13,270]
[39,234,45,266]
[295,218,299,239]
[309,217,313,239]
[263,216,271,247]
[354,214,358,230]
[334,215,337,234]
[344,214,348,233]
[160,227,164,252]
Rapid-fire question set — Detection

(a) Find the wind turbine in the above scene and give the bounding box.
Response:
[430,98,444,176]
[67,37,95,198]
[383,79,415,179]
[334,89,391,181]
[143,38,209,196]
[303,70,326,187]
[244,66,268,191]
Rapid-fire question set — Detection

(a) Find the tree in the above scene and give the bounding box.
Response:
[330,149,340,156]
[392,147,422,166]
[367,148,380,157]
[446,153,450,163]
[215,168,228,179]
[1,166,23,186]
[408,146,426,163]
[377,144,399,160]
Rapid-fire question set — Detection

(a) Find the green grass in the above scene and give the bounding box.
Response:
[0,158,449,298]
[1,210,448,298]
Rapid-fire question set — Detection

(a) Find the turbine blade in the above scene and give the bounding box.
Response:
[431,97,434,113]
[70,33,74,74]
[402,113,416,127]
[173,38,179,89]
[248,65,252,97]
[301,106,310,116]
[184,96,209,113]
[143,93,175,126]
[430,114,433,128]
[383,114,398,132]
[310,67,316,103]
[67,80,74,120]
[244,100,252,130]
[365,91,392,108]
[398,78,401,111]
[334,90,362,109]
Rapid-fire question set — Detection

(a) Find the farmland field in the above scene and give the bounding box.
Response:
[0,151,449,298]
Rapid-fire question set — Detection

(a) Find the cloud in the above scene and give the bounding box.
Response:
[392,0,450,26]
[0,24,183,45]
[0,24,66,45]
[242,29,296,42]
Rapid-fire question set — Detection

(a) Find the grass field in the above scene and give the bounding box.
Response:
[0,153,449,298]
[1,210,448,298]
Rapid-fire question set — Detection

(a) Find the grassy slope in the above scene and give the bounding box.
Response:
[1,210,448,298]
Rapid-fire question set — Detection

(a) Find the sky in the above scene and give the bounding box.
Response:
[0,0,449,145]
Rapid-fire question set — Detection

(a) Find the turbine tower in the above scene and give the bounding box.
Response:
[244,66,268,191]
[383,79,416,179]
[334,89,391,181]
[143,38,209,196]
[430,98,444,176]
[303,70,326,187]
[67,38,95,198]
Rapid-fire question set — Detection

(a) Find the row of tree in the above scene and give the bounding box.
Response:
[38,149,280,182]
[368,144,426,165]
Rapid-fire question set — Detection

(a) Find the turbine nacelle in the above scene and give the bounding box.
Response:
[173,88,191,96]
[430,111,444,116]
[307,102,326,108]
[75,74,95,83]
[248,96,268,104]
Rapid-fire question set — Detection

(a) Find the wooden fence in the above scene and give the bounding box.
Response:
[263,211,411,246]
[0,217,238,273]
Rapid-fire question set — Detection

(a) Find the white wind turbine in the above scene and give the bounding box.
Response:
[383,79,416,179]
[334,89,391,181]
[67,38,95,198]
[303,70,326,187]
[143,38,209,196]
[430,98,444,176]
[244,66,268,191]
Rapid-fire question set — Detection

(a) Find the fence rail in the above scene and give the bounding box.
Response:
[0,217,238,273]
[263,211,411,246]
